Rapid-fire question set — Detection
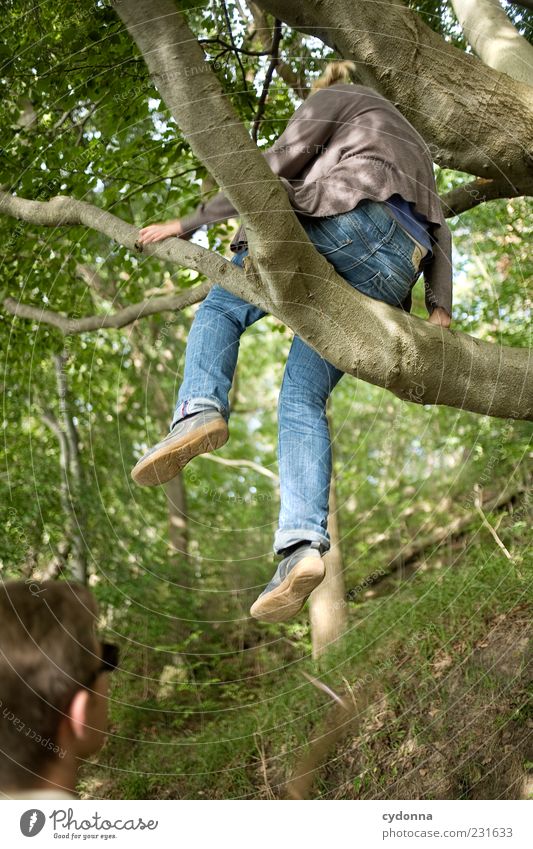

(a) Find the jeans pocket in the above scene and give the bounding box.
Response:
[305,215,354,256]
[353,267,413,307]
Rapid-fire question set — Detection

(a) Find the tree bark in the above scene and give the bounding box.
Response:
[2,191,532,422]
[286,680,376,799]
[40,354,87,584]
[149,377,190,563]
[165,475,188,558]
[3,1,533,422]
[450,0,533,87]
[256,0,533,189]
[309,410,347,659]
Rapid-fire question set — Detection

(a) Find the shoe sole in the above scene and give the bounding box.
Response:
[249,556,326,623]
[131,418,229,486]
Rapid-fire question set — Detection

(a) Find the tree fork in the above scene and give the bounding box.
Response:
[255,0,533,185]
[2,2,532,421]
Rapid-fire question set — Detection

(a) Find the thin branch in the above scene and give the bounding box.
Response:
[199,36,272,56]
[301,671,349,709]
[503,0,533,9]
[3,282,211,334]
[474,486,513,561]
[347,485,524,598]
[0,188,254,311]
[75,94,108,145]
[200,453,279,481]
[53,108,74,132]
[252,19,282,143]
[220,0,254,110]
[248,2,309,99]
[116,166,199,205]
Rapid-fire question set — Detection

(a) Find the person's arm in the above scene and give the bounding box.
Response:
[137,193,238,245]
[428,307,451,328]
[138,88,342,244]
[424,220,453,328]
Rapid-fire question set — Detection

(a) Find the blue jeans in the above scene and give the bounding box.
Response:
[173,199,425,554]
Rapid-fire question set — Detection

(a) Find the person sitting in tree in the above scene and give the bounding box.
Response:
[132,61,452,624]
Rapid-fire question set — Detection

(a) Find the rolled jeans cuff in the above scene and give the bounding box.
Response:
[273,528,330,556]
[171,396,227,430]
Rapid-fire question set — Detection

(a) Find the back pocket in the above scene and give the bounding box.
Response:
[353,268,413,307]
[307,216,354,256]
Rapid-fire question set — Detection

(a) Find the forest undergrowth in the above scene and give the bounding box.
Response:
[79,505,532,800]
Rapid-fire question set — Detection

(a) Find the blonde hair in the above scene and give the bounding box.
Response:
[310,60,357,95]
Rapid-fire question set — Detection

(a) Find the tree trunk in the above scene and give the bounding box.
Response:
[4,1,533,422]
[256,0,533,186]
[309,408,347,659]
[309,472,347,659]
[40,353,87,584]
[78,262,191,564]
[165,474,188,558]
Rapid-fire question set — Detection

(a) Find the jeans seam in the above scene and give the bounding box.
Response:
[312,218,353,253]
[354,203,396,247]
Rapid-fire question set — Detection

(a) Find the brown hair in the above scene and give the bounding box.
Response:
[0,581,99,789]
[310,60,357,95]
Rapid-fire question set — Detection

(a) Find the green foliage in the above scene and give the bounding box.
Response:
[80,519,532,799]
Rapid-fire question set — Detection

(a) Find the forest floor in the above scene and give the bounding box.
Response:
[79,512,532,800]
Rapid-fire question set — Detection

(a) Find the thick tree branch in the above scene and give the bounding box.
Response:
[2,188,532,422]
[451,0,533,86]
[256,0,533,188]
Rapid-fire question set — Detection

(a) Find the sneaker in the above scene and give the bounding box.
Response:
[249,541,325,623]
[131,409,228,486]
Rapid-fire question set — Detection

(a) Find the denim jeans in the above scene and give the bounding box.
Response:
[173,199,426,554]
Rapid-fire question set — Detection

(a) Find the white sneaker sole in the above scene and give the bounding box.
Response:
[131,419,229,486]
[249,556,326,623]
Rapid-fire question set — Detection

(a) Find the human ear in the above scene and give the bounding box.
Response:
[67,688,92,742]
